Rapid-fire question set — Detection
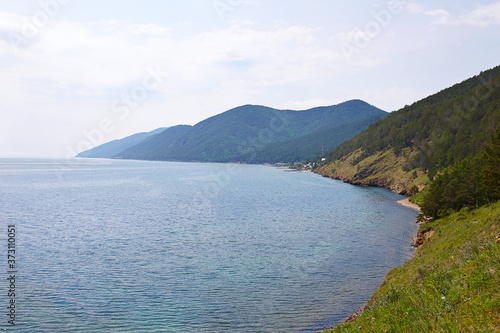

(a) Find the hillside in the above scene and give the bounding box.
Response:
[81,100,387,163]
[322,202,500,332]
[251,114,385,164]
[312,65,500,332]
[316,65,500,195]
[76,127,190,158]
[110,125,193,159]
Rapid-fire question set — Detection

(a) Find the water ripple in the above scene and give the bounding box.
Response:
[0,159,418,332]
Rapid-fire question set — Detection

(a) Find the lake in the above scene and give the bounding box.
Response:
[0,158,418,332]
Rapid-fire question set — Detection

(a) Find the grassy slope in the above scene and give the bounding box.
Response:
[316,65,500,195]
[320,202,500,332]
[316,148,429,195]
[311,66,500,332]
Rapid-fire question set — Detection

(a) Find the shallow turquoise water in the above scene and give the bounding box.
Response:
[0,158,418,332]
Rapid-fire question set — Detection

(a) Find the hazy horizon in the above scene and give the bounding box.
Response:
[1,0,500,157]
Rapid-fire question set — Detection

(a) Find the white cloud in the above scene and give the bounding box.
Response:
[127,23,171,36]
[406,2,423,14]
[335,28,393,68]
[461,1,500,26]
[3,19,340,93]
[0,15,348,156]
[0,11,23,32]
[421,1,500,27]
[425,9,453,25]
[1,1,499,157]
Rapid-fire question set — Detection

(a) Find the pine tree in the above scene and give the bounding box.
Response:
[482,127,500,201]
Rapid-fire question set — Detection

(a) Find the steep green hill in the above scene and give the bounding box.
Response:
[313,65,500,332]
[115,100,387,163]
[321,202,500,332]
[252,114,385,164]
[316,65,500,195]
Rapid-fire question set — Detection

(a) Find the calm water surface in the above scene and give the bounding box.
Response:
[0,158,418,332]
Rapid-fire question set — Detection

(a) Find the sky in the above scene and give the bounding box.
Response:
[0,0,499,158]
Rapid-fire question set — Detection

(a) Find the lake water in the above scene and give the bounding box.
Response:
[0,158,418,332]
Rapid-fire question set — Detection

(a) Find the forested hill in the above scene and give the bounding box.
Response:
[321,66,500,332]
[84,100,387,163]
[316,65,500,195]
[76,126,191,159]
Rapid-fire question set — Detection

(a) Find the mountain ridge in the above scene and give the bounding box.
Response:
[76,127,171,158]
[79,99,387,163]
[315,64,500,195]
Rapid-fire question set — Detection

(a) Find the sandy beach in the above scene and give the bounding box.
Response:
[397,198,421,212]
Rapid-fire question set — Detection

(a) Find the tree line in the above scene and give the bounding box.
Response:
[421,128,500,218]
[326,65,500,175]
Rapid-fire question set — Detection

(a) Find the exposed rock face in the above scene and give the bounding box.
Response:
[412,228,434,248]
[317,167,412,195]
[315,148,425,196]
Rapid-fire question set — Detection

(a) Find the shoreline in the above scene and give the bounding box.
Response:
[396,198,421,212]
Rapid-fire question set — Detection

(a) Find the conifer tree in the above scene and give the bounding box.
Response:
[482,127,500,201]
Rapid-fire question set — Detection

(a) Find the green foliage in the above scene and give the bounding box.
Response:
[482,128,500,200]
[409,185,419,196]
[421,128,500,218]
[251,115,385,163]
[421,155,485,218]
[112,100,387,163]
[325,65,500,174]
[351,151,370,166]
[321,203,500,332]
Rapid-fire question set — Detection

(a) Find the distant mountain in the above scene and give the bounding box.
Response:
[112,125,193,160]
[111,100,387,163]
[316,65,500,195]
[76,126,190,158]
[252,114,386,164]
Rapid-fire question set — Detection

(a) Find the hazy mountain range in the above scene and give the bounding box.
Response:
[77,100,387,163]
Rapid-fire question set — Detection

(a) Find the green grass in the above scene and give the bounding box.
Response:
[320,202,500,333]
[409,186,427,207]
[317,148,429,195]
